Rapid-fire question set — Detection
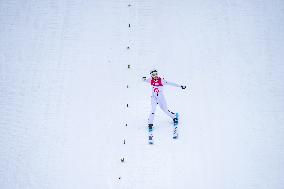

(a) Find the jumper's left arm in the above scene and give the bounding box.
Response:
[162,78,181,87]
[162,78,187,89]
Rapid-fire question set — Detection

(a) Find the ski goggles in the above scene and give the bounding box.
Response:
[151,72,158,77]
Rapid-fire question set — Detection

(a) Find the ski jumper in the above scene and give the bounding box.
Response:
[144,77,180,124]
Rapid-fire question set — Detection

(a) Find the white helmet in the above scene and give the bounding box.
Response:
[150,69,158,77]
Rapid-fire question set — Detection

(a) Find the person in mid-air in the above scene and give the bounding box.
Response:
[142,69,186,143]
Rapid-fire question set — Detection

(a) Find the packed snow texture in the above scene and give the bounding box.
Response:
[0,0,284,189]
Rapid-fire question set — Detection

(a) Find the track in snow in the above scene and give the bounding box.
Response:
[0,0,284,189]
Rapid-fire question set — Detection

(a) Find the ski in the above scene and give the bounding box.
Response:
[148,124,154,144]
[173,113,179,139]
[148,135,154,144]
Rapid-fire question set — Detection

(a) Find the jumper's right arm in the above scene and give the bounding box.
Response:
[142,77,151,83]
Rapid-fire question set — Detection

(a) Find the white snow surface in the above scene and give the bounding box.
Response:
[1,0,284,189]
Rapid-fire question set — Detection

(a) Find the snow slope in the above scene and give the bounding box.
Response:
[0,0,284,189]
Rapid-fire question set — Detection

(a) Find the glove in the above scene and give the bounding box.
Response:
[181,85,186,90]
